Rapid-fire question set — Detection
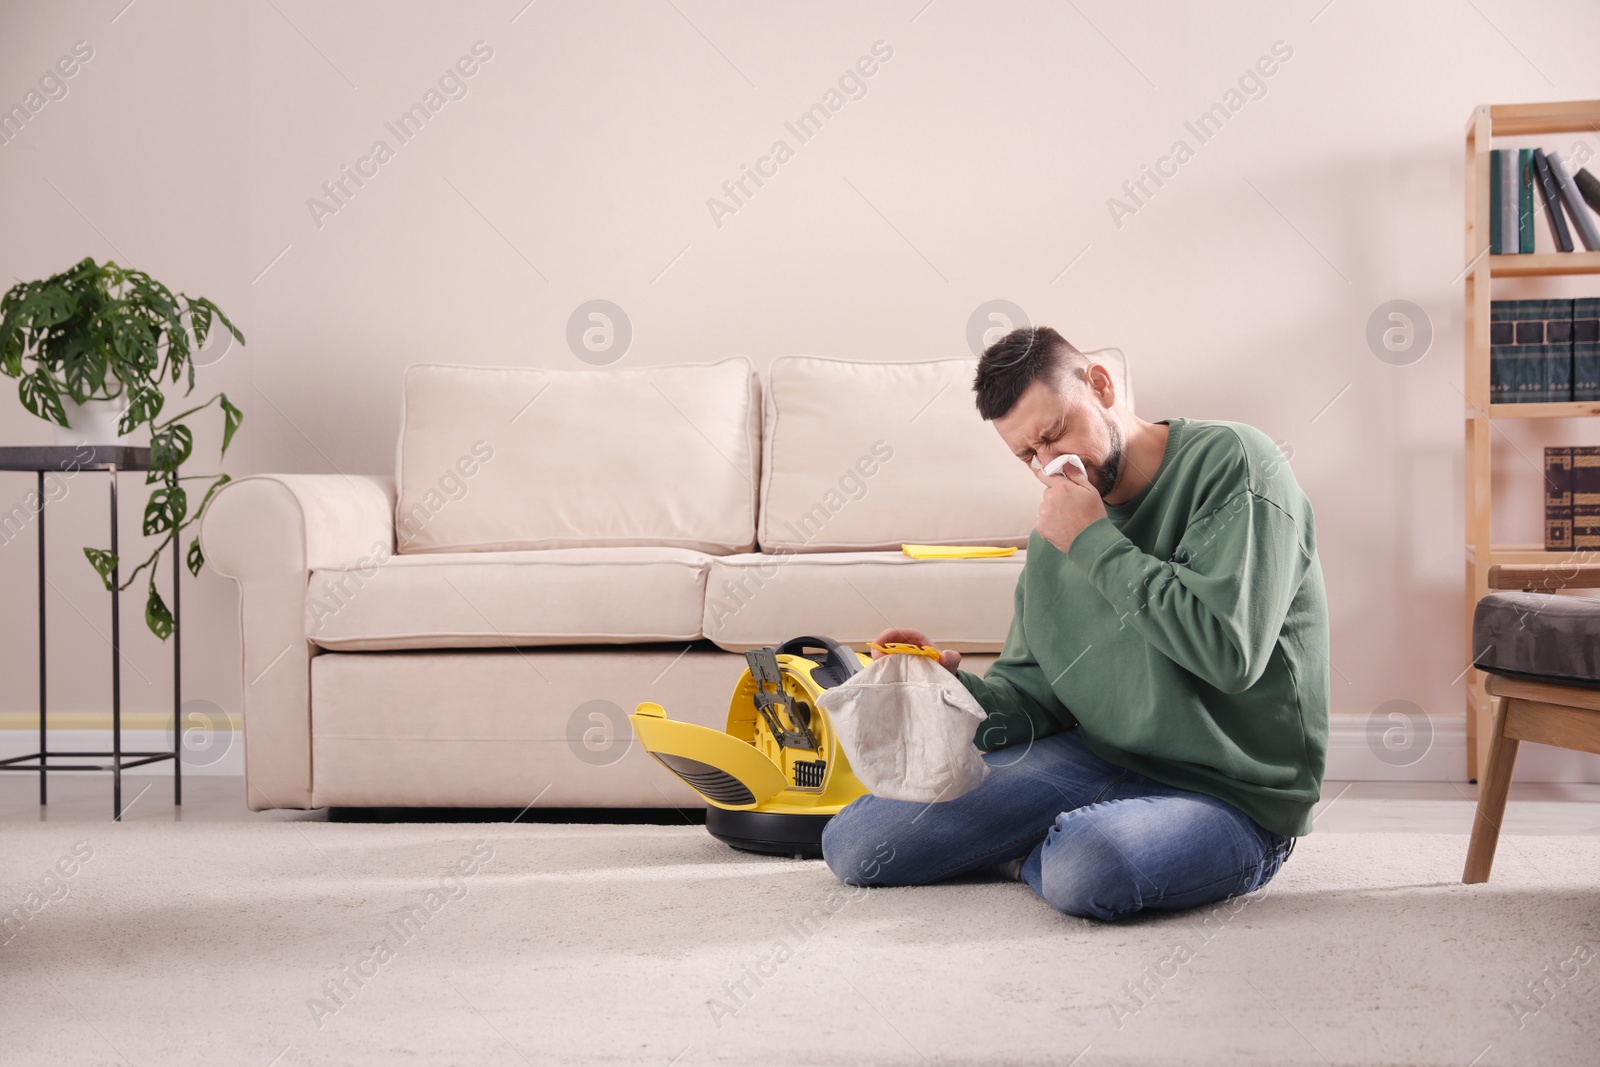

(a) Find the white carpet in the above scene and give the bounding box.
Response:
[3,822,1598,1066]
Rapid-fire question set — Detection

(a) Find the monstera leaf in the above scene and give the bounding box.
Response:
[1,258,247,640]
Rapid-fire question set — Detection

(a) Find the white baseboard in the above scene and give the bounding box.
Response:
[0,728,243,777]
[1326,714,1600,783]
[7,720,1596,786]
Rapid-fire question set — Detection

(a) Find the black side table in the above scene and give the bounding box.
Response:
[0,445,181,820]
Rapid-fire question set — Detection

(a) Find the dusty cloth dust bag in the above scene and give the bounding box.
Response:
[815,643,990,804]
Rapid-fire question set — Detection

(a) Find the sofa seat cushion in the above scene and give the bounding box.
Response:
[702,550,1025,653]
[1473,591,1600,689]
[307,547,712,651]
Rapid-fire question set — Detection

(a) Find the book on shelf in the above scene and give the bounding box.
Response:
[1490,148,1504,254]
[1575,446,1600,552]
[1491,299,1573,402]
[1500,149,1518,254]
[1578,167,1600,218]
[1518,149,1536,253]
[1489,302,1514,403]
[1532,149,1575,253]
[1546,446,1573,550]
[1547,303,1575,402]
[1548,151,1600,252]
[1576,297,1600,402]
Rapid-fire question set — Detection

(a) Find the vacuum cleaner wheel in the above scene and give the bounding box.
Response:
[705,806,834,859]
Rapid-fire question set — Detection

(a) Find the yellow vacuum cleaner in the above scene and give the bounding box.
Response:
[629,635,873,858]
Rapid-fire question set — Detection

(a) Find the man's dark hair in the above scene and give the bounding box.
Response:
[972,325,1088,421]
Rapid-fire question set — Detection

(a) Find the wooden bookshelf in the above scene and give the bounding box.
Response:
[1487,251,1600,277]
[1467,543,1600,566]
[1463,100,1600,781]
[1486,400,1600,418]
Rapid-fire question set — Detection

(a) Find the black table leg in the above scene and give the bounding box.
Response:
[110,465,121,822]
[173,523,182,807]
[37,469,46,806]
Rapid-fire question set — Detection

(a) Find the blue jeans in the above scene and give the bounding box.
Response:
[820,728,1296,921]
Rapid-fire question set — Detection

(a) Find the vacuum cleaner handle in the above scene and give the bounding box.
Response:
[774,635,864,689]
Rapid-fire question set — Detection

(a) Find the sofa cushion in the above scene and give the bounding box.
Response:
[701,549,1025,653]
[1472,591,1600,689]
[395,359,760,554]
[306,547,712,651]
[757,354,1132,552]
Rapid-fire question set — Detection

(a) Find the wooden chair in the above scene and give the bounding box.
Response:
[1463,564,1600,883]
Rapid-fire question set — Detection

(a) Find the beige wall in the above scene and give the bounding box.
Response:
[2,1,1598,778]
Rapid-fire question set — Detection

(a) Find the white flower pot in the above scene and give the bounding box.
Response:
[53,395,131,447]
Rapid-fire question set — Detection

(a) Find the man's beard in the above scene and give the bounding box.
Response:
[1091,409,1125,499]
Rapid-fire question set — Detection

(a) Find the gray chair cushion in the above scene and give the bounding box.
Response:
[1472,592,1600,690]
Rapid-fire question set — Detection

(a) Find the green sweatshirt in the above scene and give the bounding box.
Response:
[956,417,1329,837]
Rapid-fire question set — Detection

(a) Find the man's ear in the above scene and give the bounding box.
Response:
[1087,363,1117,409]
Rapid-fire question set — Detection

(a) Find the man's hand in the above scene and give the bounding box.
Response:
[871,627,961,675]
[1032,461,1108,555]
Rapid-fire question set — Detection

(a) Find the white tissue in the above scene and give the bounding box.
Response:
[1035,453,1087,481]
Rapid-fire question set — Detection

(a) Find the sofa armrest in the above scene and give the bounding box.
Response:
[199,474,396,809]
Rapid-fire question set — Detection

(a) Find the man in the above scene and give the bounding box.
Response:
[821,326,1329,921]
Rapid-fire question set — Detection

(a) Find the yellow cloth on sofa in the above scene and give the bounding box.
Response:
[901,544,1018,559]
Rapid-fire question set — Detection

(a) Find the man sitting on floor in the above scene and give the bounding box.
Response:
[821,325,1330,921]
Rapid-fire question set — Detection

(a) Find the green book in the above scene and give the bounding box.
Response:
[1489,301,1515,403]
[1518,149,1536,253]
[1544,299,1574,402]
[1493,299,1571,402]
[1490,150,1503,254]
[1575,297,1600,402]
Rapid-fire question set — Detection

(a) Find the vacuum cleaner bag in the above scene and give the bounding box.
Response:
[815,649,990,804]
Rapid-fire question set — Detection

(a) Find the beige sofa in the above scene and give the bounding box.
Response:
[199,352,1133,811]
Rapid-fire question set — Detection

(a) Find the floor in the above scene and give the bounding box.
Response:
[4,808,1597,1066]
[5,774,1599,833]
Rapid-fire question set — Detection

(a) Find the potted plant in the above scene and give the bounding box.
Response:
[0,257,245,640]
